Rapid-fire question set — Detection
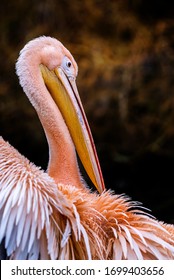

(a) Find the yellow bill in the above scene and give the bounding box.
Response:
[40,64,105,193]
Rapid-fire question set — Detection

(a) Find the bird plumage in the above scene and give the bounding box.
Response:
[0,36,174,259]
[0,137,93,259]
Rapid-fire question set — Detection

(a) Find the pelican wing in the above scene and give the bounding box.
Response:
[0,137,60,259]
[0,137,91,259]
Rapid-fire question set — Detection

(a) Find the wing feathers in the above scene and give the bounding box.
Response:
[0,138,63,259]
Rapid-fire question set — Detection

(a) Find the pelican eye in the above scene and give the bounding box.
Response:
[67,61,72,68]
[62,56,74,78]
[62,56,72,70]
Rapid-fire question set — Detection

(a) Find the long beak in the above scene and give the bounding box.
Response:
[40,64,105,193]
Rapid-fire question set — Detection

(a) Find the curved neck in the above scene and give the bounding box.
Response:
[17,54,83,188]
[42,110,82,188]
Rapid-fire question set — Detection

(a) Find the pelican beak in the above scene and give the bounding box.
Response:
[40,64,105,193]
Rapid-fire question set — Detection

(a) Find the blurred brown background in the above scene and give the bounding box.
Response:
[0,0,174,223]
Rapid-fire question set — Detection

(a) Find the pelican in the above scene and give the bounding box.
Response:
[0,36,174,260]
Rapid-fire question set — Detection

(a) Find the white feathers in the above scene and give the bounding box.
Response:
[0,137,93,260]
[61,220,72,248]
[0,138,59,259]
[118,233,127,259]
[80,224,91,260]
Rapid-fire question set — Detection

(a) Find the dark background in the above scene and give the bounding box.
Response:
[0,0,174,223]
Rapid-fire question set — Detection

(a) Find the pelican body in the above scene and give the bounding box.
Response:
[0,36,174,260]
